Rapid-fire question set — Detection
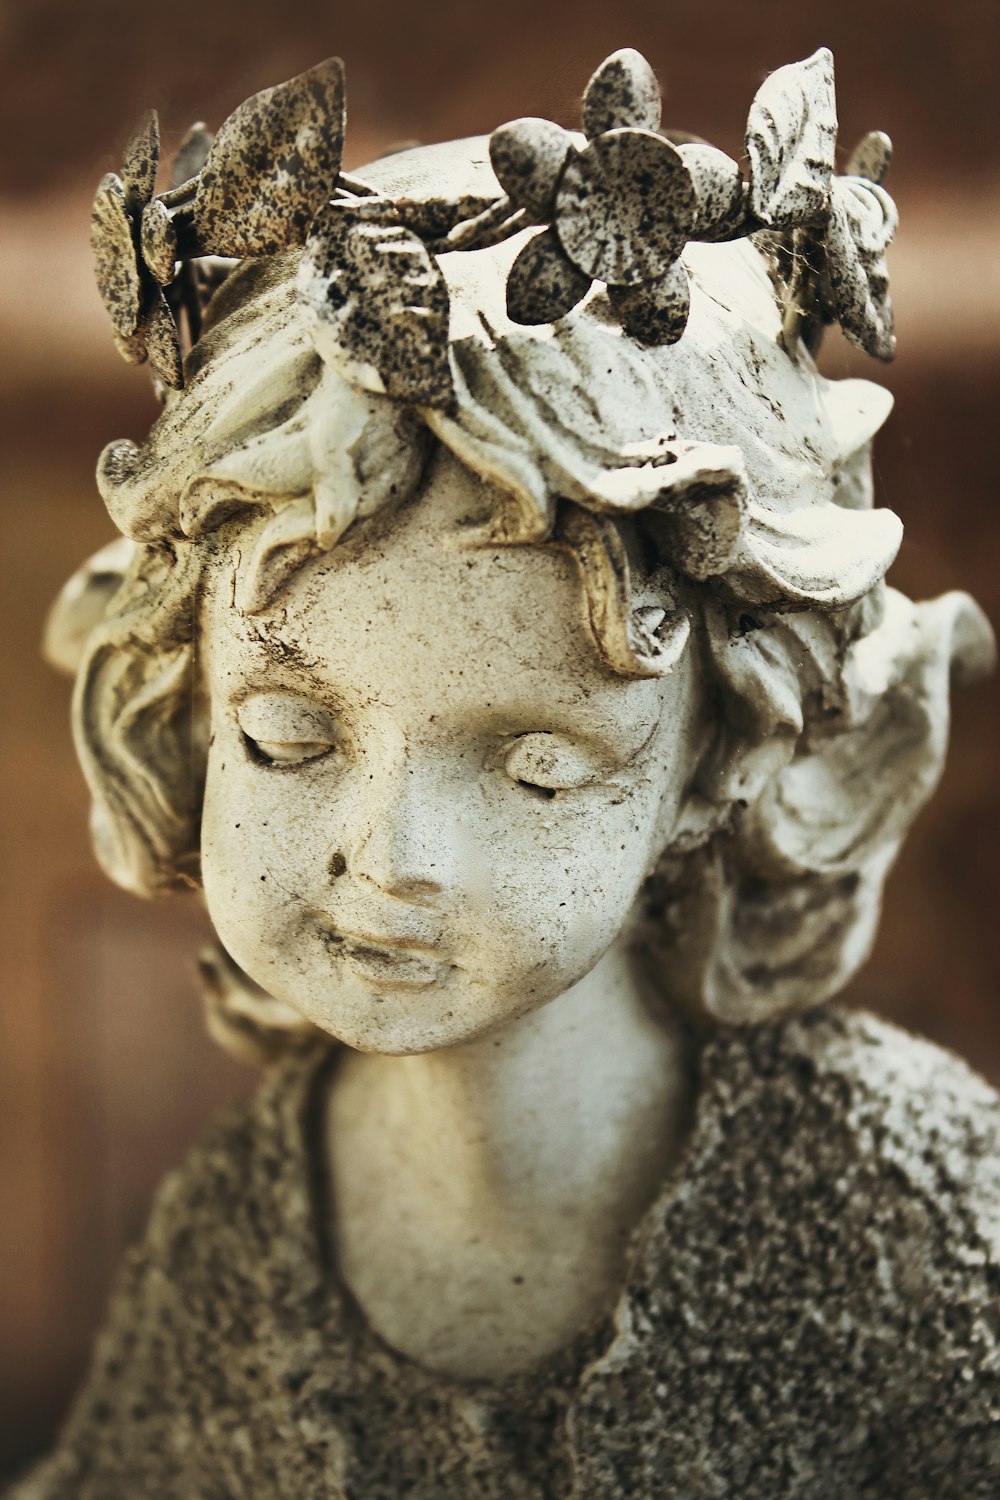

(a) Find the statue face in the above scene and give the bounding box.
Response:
[200,451,704,1053]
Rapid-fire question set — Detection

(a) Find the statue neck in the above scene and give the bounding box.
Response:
[323,939,696,1379]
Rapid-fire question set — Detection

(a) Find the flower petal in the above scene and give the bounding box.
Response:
[143,294,184,389]
[121,110,159,212]
[195,58,346,256]
[141,198,178,285]
[298,199,453,408]
[489,118,572,219]
[171,122,214,189]
[846,130,892,185]
[746,47,837,227]
[505,228,592,324]
[91,172,144,340]
[582,49,661,138]
[608,260,691,344]
[556,129,696,286]
[679,144,746,241]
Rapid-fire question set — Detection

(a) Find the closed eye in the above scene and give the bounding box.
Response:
[242,733,336,767]
[236,691,341,769]
[502,732,609,794]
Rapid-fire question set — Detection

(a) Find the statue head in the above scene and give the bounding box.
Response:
[53,51,994,1056]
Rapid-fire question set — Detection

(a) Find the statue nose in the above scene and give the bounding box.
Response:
[347,757,454,904]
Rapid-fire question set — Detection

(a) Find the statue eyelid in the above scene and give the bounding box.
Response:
[234,693,342,768]
[501,732,611,793]
[240,732,338,768]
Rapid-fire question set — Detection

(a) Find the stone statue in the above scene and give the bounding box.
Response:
[14,45,1000,1499]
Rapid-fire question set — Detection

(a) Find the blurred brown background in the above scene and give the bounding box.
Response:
[1,0,998,1482]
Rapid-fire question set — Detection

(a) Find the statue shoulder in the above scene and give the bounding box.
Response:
[710,1008,1000,1481]
[145,1041,333,1258]
[765,1005,999,1201]
[572,1010,1000,1496]
[6,1045,338,1499]
[699,1004,1000,1277]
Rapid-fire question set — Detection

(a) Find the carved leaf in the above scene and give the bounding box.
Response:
[141,198,178,285]
[121,110,159,212]
[143,294,184,390]
[298,200,453,408]
[489,118,572,219]
[680,144,746,240]
[91,172,144,340]
[746,48,837,227]
[556,130,696,286]
[506,228,592,324]
[195,58,346,256]
[582,48,662,138]
[823,178,897,361]
[846,129,892,185]
[171,122,214,189]
[608,260,691,345]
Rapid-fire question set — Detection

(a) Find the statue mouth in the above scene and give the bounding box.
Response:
[317,925,452,989]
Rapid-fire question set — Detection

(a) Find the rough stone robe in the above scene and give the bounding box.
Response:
[9,1007,1000,1499]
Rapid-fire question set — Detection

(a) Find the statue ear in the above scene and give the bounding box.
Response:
[43,538,138,675]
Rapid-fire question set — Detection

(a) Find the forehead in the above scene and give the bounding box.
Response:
[206,452,666,746]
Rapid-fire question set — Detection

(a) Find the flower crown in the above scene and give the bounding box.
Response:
[92,46,897,406]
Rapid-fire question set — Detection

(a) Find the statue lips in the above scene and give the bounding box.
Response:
[316,921,452,990]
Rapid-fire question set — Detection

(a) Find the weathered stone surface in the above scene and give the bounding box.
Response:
[608,258,690,343]
[824,177,898,361]
[140,198,178,285]
[120,109,159,213]
[169,121,213,189]
[680,143,746,239]
[298,198,453,407]
[142,293,184,389]
[746,47,837,227]
[847,129,893,185]
[10,1009,1000,1498]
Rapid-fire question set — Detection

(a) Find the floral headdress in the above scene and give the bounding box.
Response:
[92,46,897,403]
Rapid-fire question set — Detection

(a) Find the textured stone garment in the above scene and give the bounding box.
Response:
[10,1007,1000,1499]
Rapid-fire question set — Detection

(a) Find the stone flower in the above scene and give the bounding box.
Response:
[771,125,898,363]
[493,50,702,344]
